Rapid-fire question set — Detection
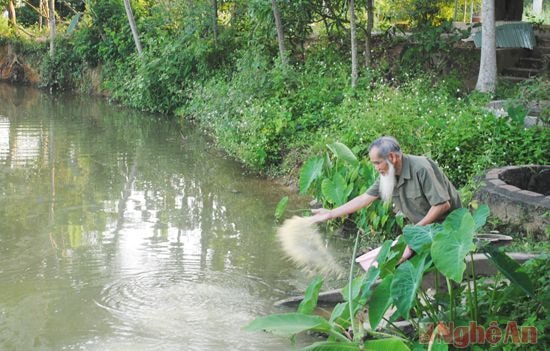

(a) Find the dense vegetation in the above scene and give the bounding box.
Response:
[1,1,548,191]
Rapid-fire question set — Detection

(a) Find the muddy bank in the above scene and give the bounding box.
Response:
[0,44,40,84]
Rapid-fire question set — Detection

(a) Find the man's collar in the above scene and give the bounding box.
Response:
[396,155,410,188]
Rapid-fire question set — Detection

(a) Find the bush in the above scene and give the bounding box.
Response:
[40,38,84,90]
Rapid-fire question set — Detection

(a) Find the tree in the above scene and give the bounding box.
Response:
[7,0,16,26]
[271,0,287,64]
[476,0,497,93]
[350,0,358,87]
[123,0,143,56]
[533,0,543,16]
[48,0,55,57]
[364,0,374,68]
[495,0,523,20]
[212,0,218,42]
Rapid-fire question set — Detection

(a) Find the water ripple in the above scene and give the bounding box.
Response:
[93,269,296,350]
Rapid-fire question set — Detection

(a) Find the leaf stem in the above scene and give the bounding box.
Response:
[348,230,361,341]
[446,278,454,323]
[470,252,479,322]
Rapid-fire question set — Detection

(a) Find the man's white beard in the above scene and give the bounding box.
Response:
[379,162,396,203]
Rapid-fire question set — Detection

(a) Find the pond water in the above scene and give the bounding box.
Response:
[0,83,349,351]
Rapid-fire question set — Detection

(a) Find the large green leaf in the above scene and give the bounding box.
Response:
[341,273,366,302]
[403,224,439,254]
[66,13,81,35]
[244,313,331,336]
[298,276,324,314]
[368,274,393,330]
[363,338,411,350]
[483,246,534,296]
[359,266,381,301]
[390,253,428,320]
[380,239,406,278]
[302,341,359,351]
[375,240,394,266]
[327,142,358,165]
[329,302,350,325]
[274,196,289,221]
[431,209,476,283]
[321,172,352,206]
[472,204,490,231]
[299,156,325,194]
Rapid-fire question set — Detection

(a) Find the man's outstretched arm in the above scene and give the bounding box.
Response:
[311,193,378,223]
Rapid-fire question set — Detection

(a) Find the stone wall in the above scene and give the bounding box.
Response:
[475,165,550,237]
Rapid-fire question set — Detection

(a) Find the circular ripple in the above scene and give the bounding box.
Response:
[95,268,298,350]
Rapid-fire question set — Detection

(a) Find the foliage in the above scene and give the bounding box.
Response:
[40,38,84,90]
[400,21,469,75]
[246,206,543,350]
[0,15,13,37]
[298,141,402,240]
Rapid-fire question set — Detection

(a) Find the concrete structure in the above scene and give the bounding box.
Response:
[475,165,550,236]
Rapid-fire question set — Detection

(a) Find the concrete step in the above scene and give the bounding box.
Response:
[532,46,550,58]
[517,57,544,69]
[502,67,542,78]
[500,75,528,84]
[536,38,550,46]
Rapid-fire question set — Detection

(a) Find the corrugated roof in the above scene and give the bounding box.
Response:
[473,22,536,49]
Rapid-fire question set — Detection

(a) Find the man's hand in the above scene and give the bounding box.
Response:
[398,245,415,264]
[310,208,332,223]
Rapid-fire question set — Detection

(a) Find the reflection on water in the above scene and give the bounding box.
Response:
[0,83,349,351]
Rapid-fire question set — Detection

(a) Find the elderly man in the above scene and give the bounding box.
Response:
[312,136,462,262]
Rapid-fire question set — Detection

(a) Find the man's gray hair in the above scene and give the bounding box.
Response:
[368,136,402,159]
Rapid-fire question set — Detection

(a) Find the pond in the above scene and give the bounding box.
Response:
[0,83,348,351]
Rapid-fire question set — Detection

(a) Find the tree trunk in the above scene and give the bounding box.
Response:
[476,0,497,93]
[533,0,543,16]
[495,0,523,20]
[8,1,16,26]
[39,0,43,30]
[123,0,143,56]
[364,0,374,68]
[271,0,287,64]
[350,0,358,87]
[212,0,218,43]
[48,0,55,57]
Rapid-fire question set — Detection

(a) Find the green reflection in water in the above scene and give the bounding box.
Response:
[0,83,348,351]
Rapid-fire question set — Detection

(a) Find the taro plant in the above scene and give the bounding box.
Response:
[296,142,402,240]
[247,205,538,350]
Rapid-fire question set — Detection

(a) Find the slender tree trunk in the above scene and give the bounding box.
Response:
[123,0,143,56]
[271,0,287,64]
[48,0,55,57]
[533,0,543,16]
[453,0,459,21]
[7,1,16,26]
[364,0,374,68]
[212,0,218,43]
[476,0,497,93]
[350,0,358,87]
[39,0,43,30]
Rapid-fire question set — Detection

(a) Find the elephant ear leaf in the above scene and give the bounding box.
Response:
[483,246,534,297]
[321,172,349,206]
[299,156,324,194]
[472,204,490,231]
[243,313,331,337]
[390,253,429,320]
[403,223,439,254]
[431,209,476,283]
[327,142,358,165]
[274,196,289,221]
[298,276,323,314]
